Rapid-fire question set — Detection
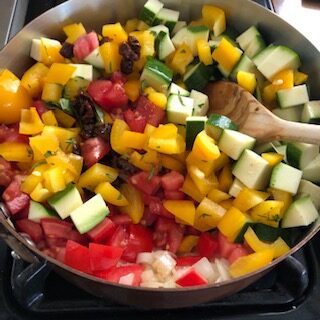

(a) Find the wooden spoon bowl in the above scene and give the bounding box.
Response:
[205,81,320,144]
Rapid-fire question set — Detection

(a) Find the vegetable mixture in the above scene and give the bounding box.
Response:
[0,0,319,288]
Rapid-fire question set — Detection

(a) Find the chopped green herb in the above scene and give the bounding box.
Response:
[44,150,56,158]
[31,160,46,170]
[198,103,204,109]
[148,165,155,180]
[178,91,185,106]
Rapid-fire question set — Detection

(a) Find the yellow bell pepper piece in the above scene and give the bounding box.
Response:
[102,22,128,44]
[197,39,213,65]
[100,42,121,74]
[29,135,59,161]
[30,182,52,202]
[41,110,58,126]
[188,165,219,196]
[237,71,257,94]
[207,188,231,203]
[45,63,77,85]
[21,172,43,194]
[244,227,290,258]
[159,154,185,173]
[124,19,139,33]
[192,131,220,161]
[229,249,274,278]
[43,166,66,193]
[294,70,308,85]
[38,37,64,65]
[119,183,144,223]
[182,174,204,203]
[20,62,49,98]
[41,82,63,102]
[218,164,233,192]
[169,44,194,74]
[261,152,284,166]
[121,131,148,150]
[53,109,76,128]
[147,91,167,110]
[202,5,226,36]
[110,119,132,155]
[63,23,87,43]
[124,79,140,102]
[130,31,155,57]
[129,149,160,172]
[136,20,150,31]
[250,200,284,227]
[212,37,242,72]
[194,197,226,232]
[67,153,83,181]
[0,142,32,162]
[233,188,270,212]
[217,206,251,242]
[219,198,234,210]
[19,107,44,135]
[163,200,196,226]
[186,151,215,177]
[268,188,292,215]
[212,152,230,172]
[78,163,118,191]
[95,182,129,206]
[178,235,199,254]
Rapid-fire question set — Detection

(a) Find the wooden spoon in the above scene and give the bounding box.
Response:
[205,81,320,144]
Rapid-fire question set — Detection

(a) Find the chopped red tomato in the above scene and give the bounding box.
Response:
[135,96,165,127]
[2,178,29,215]
[45,236,67,249]
[197,232,219,259]
[87,80,128,111]
[73,31,99,61]
[80,137,110,167]
[129,171,161,195]
[68,229,89,245]
[0,124,29,144]
[218,232,241,259]
[175,268,208,287]
[175,255,202,267]
[164,190,185,200]
[106,264,144,286]
[109,213,132,225]
[123,109,147,133]
[122,224,153,263]
[15,219,43,243]
[228,246,250,264]
[0,157,15,187]
[86,217,116,243]
[110,71,127,85]
[32,100,49,116]
[40,218,73,239]
[64,240,92,274]
[161,171,184,191]
[89,243,123,271]
[149,200,174,219]
[107,225,128,248]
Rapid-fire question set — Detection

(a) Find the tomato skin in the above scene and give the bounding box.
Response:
[86,217,116,243]
[80,137,110,167]
[73,31,99,61]
[175,255,202,267]
[40,218,73,239]
[65,240,92,274]
[87,80,128,110]
[122,224,153,263]
[129,171,161,195]
[175,268,208,287]
[123,109,147,133]
[89,243,123,271]
[15,219,43,243]
[197,232,219,259]
[161,171,184,191]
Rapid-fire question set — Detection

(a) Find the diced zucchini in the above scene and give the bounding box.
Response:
[153,7,179,32]
[139,0,164,25]
[183,62,210,91]
[167,82,190,96]
[301,100,320,124]
[236,25,261,51]
[230,54,257,81]
[69,64,93,81]
[28,200,56,223]
[252,44,276,66]
[277,84,309,108]
[48,183,83,219]
[302,154,320,183]
[172,26,209,56]
[218,129,255,160]
[272,106,303,122]
[155,31,175,60]
[297,179,320,210]
[281,196,319,228]
[185,116,207,150]
[254,141,281,154]
[269,162,302,195]
[228,178,245,197]
[206,114,238,141]
[149,24,169,36]
[140,57,173,93]
[166,94,194,125]
[252,223,283,243]
[84,47,104,69]
[245,35,266,59]
[70,193,109,234]
[254,45,301,81]
[172,20,187,35]
[190,90,209,116]
[286,142,319,169]
[232,149,272,190]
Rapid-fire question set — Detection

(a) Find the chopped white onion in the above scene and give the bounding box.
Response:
[193,257,218,282]
[152,251,177,281]
[214,258,231,282]
[136,252,154,265]
[118,272,135,286]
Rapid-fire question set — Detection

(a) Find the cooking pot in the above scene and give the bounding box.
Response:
[0,0,320,309]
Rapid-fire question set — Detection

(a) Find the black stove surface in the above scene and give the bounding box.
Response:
[2,0,320,319]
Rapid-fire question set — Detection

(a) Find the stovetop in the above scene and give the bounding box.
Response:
[1,0,320,319]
